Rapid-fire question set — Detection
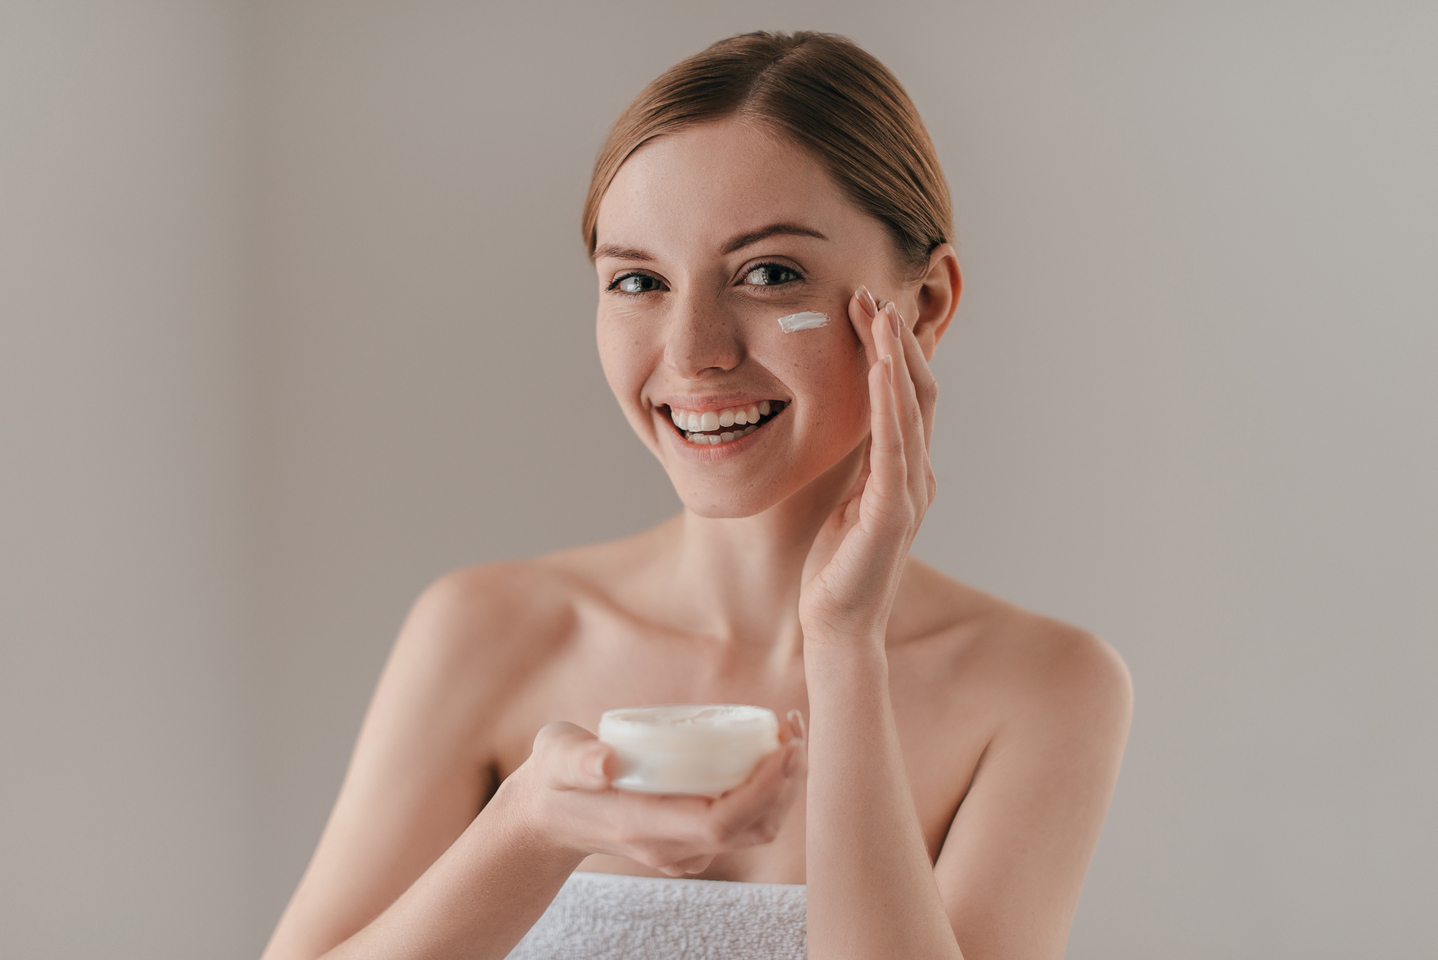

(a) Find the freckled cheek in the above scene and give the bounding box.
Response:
[596,318,661,411]
[767,337,871,428]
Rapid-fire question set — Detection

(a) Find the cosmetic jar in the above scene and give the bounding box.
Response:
[598,704,780,797]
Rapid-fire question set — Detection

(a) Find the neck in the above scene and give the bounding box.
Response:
[661,443,865,660]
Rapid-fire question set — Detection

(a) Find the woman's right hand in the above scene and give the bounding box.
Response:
[498,716,806,877]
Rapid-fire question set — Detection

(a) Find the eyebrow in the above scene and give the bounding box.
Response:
[592,222,830,263]
[721,222,829,254]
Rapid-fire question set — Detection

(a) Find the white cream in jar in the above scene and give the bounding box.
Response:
[598,704,780,797]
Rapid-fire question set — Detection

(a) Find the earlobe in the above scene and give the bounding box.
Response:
[913,244,961,361]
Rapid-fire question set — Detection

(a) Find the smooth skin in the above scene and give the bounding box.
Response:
[261,119,1132,960]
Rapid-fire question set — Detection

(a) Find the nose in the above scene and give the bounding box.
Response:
[663,289,743,379]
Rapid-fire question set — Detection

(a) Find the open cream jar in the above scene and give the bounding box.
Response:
[598,704,780,797]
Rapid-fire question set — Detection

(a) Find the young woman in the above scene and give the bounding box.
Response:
[261,31,1132,960]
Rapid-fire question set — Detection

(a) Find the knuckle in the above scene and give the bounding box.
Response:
[633,849,668,870]
[532,720,577,756]
[701,817,733,847]
[531,723,557,752]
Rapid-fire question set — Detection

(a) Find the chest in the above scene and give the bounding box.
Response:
[488,620,990,883]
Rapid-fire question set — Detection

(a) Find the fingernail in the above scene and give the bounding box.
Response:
[783,744,800,777]
[591,751,607,780]
[856,285,877,318]
[882,354,894,384]
[887,303,902,338]
[786,709,806,742]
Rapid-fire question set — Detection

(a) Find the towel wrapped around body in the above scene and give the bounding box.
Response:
[504,870,807,960]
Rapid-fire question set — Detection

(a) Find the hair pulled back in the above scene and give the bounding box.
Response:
[582,31,952,275]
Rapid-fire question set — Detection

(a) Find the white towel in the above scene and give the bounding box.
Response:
[505,870,807,960]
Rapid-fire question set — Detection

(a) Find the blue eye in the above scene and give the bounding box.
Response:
[609,273,662,294]
[742,263,801,287]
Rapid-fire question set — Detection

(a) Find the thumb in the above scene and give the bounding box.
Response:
[532,720,613,791]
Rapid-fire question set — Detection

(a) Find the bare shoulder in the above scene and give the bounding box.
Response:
[897,558,1132,739]
[906,578,1133,955]
[396,561,575,669]
[373,560,590,746]
[387,528,668,720]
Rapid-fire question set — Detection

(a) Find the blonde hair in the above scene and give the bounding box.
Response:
[582,31,952,274]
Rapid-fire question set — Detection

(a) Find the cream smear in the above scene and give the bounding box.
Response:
[775,311,829,333]
[599,704,780,797]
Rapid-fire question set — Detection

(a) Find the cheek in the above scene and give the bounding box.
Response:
[751,299,865,375]
[596,315,653,403]
[759,324,870,427]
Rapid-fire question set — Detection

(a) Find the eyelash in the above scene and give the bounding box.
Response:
[605,262,805,296]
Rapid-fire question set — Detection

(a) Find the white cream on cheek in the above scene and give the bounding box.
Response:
[598,704,780,796]
[775,311,829,333]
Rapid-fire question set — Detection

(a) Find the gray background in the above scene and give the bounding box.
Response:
[2,1,1434,957]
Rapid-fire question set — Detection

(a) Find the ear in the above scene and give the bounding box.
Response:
[912,243,961,361]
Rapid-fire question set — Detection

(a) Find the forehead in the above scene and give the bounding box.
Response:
[595,120,866,256]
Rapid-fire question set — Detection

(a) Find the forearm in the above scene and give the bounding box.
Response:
[804,642,963,960]
[315,776,582,960]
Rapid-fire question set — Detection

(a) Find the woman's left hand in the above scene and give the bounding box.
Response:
[799,286,939,648]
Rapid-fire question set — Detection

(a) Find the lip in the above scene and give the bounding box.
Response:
[654,401,788,462]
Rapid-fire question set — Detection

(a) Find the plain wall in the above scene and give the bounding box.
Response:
[0,2,259,957]
[2,2,1435,958]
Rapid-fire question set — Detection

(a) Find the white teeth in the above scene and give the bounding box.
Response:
[670,401,781,444]
[681,422,759,445]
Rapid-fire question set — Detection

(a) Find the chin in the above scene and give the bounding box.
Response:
[673,487,781,520]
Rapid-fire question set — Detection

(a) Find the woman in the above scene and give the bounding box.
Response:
[262,31,1131,960]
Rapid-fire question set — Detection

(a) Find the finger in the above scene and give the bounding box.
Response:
[846,285,881,366]
[597,791,716,864]
[883,304,932,508]
[786,709,807,743]
[884,304,924,450]
[744,736,807,847]
[778,734,806,799]
[706,740,804,847]
[894,307,940,451]
[532,721,613,791]
[898,316,940,502]
[672,854,714,876]
[865,313,908,510]
[781,712,806,788]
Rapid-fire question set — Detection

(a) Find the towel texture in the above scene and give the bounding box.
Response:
[505,870,807,960]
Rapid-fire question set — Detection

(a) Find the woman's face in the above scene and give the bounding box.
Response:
[593,119,912,518]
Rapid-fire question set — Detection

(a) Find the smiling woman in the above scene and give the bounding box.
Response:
[260,30,1131,960]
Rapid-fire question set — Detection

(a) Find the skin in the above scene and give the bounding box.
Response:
[260,119,1132,960]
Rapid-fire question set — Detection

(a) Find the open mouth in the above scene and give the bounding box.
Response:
[662,400,787,446]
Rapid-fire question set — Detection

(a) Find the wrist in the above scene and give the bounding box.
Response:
[801,633,889,684]
[800,618,888,656]
[485,762,590,872]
